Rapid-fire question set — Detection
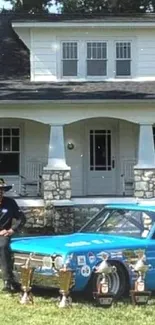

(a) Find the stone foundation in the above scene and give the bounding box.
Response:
[42,169,71,201]
[17,204,103,235]
[134,168,155,198]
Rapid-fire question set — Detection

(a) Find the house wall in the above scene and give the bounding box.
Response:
[14,27,31,49]
[18,27,155,82]
[24,120,49,165]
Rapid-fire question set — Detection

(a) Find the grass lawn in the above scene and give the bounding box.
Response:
[0,281,155,325]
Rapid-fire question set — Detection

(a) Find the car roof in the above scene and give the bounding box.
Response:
[105,202,155,212]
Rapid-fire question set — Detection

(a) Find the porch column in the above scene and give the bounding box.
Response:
[46,124,70,169]
[134,123,155,198]
[42,125,71,202]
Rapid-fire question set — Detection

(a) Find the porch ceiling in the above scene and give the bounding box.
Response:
[1,80,155,101]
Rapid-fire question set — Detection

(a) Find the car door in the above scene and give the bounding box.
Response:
[144,238,155,290]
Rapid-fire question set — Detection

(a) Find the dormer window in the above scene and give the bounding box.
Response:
[86,42,107,76]
[62,42,78,77]
[115,42,131,77]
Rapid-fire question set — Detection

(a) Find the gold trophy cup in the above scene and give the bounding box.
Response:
[58,265,74,308]
[20,255,34,305]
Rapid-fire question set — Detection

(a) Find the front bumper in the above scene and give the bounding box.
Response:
[13,252,75,291]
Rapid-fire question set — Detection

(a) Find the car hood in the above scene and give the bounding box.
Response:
[10,233,147,256]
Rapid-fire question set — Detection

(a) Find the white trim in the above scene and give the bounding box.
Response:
[58,37,136,80]
[12,21,155,28]
[30,28,34,82]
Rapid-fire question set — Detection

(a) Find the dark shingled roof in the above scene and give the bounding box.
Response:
[1,80,155,101]
[11,12,155,23]
[0,13,30,80]
[0,12,155,101]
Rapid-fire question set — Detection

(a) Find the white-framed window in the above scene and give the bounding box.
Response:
[116,42,131,77]
[0,128,20,175]
[62,42,78,77]
[87,42,107,76]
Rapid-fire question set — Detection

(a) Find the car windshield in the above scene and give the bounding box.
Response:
[80,208,155,238]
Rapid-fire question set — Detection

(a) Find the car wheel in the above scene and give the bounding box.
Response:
[90,261,129,300]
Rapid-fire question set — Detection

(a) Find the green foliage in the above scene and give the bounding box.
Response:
[4,0,53,13]
[56,0,153,14]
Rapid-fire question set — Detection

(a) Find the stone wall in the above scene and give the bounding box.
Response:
[52,205,103,234]
[42,169,71,201]
[134,168,155,198]
[18,204,103,235]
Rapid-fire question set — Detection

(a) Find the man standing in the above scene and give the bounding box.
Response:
[0,178,26,293]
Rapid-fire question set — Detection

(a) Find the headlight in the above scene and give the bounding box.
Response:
[54,256,64,270]
[42,256,52,269]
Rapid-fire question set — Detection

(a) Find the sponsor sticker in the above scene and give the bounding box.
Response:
[65,241,91,247]
[77,255,86,266]
[88,252,96,264]
[81,265,91,277]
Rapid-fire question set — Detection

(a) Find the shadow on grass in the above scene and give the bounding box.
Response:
[30,286,155,306]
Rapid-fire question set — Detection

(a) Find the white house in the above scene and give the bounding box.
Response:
[1,14,155,200]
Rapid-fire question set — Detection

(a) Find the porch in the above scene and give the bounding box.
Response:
[1,117,155,199]
[7,156,137,198]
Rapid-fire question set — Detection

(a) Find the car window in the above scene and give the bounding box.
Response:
[81,208,155,239]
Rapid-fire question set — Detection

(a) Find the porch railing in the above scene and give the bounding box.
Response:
[121,158,137,196]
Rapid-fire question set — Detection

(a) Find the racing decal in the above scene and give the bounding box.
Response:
[91,240,103,244]
[81,265,91,277]
[110,251,123,259]
[65,241,91,247]
[77,255,86,266]
[88,252,96,264]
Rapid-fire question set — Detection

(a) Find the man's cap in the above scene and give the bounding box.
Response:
[0,178,12,192]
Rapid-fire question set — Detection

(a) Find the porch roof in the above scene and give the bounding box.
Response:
[1,80,155,101]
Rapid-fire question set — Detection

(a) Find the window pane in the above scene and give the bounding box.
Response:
[116,60,131,76]
[63,60,77,76]
[90,133,94,168]
[87,60,107,76]
[95,134,106,168]
[12,128,19,136]
[0,153,19,175]
[3,137,10,151]
[87,43,91,59]
[87,43,106,60]
[0,129,2,136]
[3,128,10,136]
[62,43,77,59]
[116,42,131,59]
[0,138,2,151]
[12,138,19,151]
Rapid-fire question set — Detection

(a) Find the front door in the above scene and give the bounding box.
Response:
[86,125,117,195]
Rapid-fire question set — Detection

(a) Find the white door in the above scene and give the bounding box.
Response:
[86,125,117,195]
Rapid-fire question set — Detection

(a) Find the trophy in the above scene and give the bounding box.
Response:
[20,254,34,305]
[123,249,151,305]
[93,252,117,307]
[58,264,74,308]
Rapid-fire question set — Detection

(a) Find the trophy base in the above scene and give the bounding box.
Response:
[93,292,114,307]
[130,290,151,305]
[20,291,34,305]
[58,294,72,308]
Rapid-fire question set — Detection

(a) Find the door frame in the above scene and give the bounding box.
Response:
[83,119,120,196]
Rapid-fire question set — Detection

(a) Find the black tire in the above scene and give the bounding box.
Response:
[87,261,129,300]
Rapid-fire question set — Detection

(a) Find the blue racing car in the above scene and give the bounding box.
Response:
[10,201,155,305]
